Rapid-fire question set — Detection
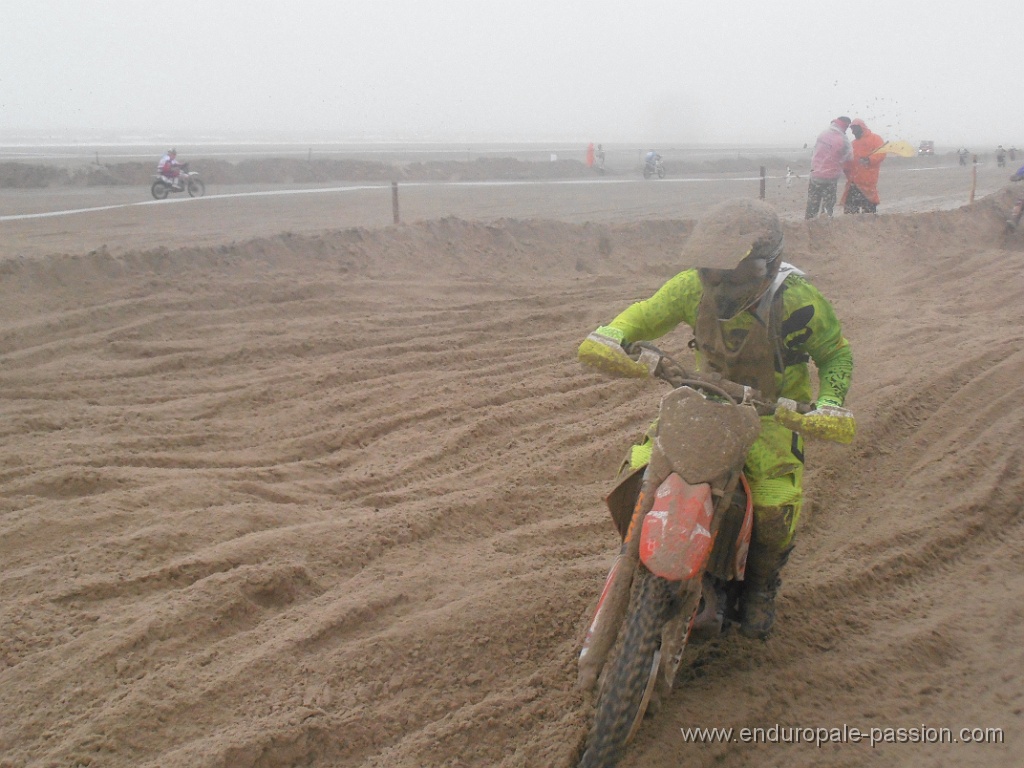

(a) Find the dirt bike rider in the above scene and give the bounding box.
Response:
[577,198,854,639]
[157,148,183,189]
[644,150,662,170]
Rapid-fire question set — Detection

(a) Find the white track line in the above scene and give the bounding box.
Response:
[0,165,968,222]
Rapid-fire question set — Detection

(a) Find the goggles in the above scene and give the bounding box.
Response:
[701,257,768,287]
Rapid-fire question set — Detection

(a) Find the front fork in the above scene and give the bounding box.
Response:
[577,464,664,692]
[652,578,701,701]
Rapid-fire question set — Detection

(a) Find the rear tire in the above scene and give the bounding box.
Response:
[657,166,665,179]
[643,166,652,179]
[578,566,676,768]
[187,177,206,197]
[151,180,170,200]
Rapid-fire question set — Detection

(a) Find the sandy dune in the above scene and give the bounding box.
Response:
[1,164,1021,768]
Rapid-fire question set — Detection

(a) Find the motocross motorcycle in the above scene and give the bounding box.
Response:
[151,163,206,200]
[575,343,854,768]
[642,157,666,179]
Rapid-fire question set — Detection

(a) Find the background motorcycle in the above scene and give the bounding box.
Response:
[151,163,206,200]
[575,343,853,768]
[642,158,665,179]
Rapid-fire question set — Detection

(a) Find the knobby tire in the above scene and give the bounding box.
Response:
[578,565,676,768]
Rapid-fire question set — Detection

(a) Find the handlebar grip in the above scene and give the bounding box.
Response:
[775,404,855,444]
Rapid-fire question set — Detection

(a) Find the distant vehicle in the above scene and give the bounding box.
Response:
[642,154,665,180]
[151,163,205,200]
[918,141,935,156]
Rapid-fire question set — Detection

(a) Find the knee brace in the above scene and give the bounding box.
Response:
[751,503,800,552]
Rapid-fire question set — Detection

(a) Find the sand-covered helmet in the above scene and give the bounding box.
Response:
[681,198,785,320]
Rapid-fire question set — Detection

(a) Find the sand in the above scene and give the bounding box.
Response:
[0,157,1021,768]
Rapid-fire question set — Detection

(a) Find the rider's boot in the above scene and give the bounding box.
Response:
[740,504,796,640]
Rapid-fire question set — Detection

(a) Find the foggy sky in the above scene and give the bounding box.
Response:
[3,0,1020,147]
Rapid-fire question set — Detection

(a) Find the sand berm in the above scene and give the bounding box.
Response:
[1,189,1022,767]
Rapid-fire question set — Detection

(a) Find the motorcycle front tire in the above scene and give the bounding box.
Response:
[657,166,665,179]
[643,166,653,179]
[578,565,677,768]
[151,180,170,200]
[187,177,206,198]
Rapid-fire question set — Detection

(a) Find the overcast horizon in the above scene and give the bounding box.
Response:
[3,1,1020,150]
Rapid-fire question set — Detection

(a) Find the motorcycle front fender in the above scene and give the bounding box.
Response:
[639,473,714,581]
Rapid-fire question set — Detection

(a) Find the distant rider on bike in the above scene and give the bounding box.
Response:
[157,148,183,189]
[578,198,854,639]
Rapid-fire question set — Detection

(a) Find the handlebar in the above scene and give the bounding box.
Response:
[626,342,814,416]
[624,342,854,444]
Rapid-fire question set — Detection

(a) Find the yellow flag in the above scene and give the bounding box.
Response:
[871,141,918,158]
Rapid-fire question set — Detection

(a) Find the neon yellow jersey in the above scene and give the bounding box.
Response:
[605,269,852,406]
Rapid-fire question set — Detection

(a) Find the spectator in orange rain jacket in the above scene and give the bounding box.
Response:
[842,119,886,214]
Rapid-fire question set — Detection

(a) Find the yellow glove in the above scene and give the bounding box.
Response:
[774,399,856,444]
[577,326,649,378]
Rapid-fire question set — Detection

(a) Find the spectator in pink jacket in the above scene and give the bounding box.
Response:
[805,116,853,219]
